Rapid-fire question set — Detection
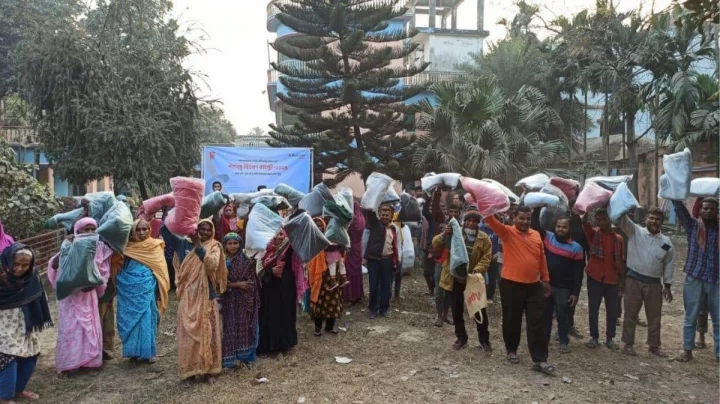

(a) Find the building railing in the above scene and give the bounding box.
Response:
[0,126,39,145]
[268,69,278,83]
[405,71,462,86]
[268,0,410,21]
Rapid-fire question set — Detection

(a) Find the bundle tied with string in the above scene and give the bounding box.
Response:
[165,177,205,236]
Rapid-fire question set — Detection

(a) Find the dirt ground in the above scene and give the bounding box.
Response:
[28,236,719,404]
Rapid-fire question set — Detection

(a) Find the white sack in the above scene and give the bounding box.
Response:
[515,173,550,191]
[690,177,720,198]
[360,172,394,212]
[658,148,692,200]
[421,173,461,192]
[608,182,641,222]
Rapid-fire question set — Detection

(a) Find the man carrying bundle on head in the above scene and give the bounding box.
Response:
[364,204,399,318]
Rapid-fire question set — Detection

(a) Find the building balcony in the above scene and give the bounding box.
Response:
[0,126,39,146]
[405,71,462,86]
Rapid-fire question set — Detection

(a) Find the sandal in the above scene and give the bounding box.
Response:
[507,353,519,364]
[649,348,668,358]
[17,391,40,400]
[532,363,556,376]
[622,345,637,356]
[585,339,599,349]
[559,344,571,354]
[313,330,322,337]
[604,340,620,351]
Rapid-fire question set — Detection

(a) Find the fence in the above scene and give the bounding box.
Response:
[17,229,66,276]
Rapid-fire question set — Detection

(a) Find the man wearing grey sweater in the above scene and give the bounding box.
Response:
[619,207,675,357]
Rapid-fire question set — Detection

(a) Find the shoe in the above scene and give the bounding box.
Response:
[585,339,599,349]
[453,340,468,350]
[559,344,571,354]
[622,344,637,356]
[569,327,584,339]
[480,342,493,353]
[649,348,668,358]
[604,340,620,351]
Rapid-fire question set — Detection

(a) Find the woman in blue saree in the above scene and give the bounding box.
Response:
[117,219,170,362]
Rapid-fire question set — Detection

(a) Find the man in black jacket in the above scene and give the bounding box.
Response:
[365,205,399,318]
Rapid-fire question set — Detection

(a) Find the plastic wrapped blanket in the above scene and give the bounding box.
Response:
[230,189,276,205]
[56,234,103,300]
[550,177,581,200]
[84,192,117,223]
[245,203,283,252]
[421,172,461,192]
[515,173,550,191]
[659,148,692,200]
[540,184,569,213]
[47,208,84,232]
[141,193,175,217]
[299,184,334,217]
[97,201,133,253]
[274,183,305,207]
[165,177,205,236]
[361,172,394,211]
[284,211,330,263]
[251,195,290,211]
[323,199,353,247]
[383,187,400,204]
[482,179,520,204]
[523,192,560,209]
[690,178,720,198]
[397,193,422,223]
[200,191,227,219]
[447,218,469,281]
[573,182,613,215]
[335,188,354,214]
[539,208,556,232]
[461,177,510,216]
[585,175,633,191]
[608,182,640,222]
[400,225,415,274]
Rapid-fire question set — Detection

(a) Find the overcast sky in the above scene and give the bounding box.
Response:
[171,0,672,137]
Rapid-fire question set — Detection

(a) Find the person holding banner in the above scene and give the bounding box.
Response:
[432,206,493,352]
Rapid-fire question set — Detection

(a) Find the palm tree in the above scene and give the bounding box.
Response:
[412,76,564,182]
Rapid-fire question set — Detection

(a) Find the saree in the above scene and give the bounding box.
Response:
[175,221,227,379]
[257,236,297,355]
[48,219,113,372]
[221,253,260,367]
[343,202,366,302]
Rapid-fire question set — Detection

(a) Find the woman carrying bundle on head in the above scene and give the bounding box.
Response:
[116,219,170,363]
[0,244,53,403]
[307,218,343,336]
[220,232,260,368]
[160,219,227,382]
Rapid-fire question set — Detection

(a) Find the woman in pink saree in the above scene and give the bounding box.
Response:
[47,218,113,373]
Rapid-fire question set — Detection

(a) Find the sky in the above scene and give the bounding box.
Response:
[171,0,673,137]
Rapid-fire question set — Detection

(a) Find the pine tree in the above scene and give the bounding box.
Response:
[268,0,429,184]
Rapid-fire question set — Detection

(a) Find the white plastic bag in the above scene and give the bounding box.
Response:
[400,225,414,274]
[659,148,692,200]
[360,172,394,212]
[274,183,305,207]
[284,211,330,263]
[585,175,633,191]
[523,192,560,209]
[540,183,569,213]
[482,179,520,204]
[420,173,462,192]
[245,203,283,252]
[230,189,276,205]
[690,178,720,198]
[608,182,641,222]
[383,187,400,204]
[448,218,469,281]
[251,195,290,211]
[515,173,550,191]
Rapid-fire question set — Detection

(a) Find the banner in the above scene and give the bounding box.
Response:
[201,146,312,194]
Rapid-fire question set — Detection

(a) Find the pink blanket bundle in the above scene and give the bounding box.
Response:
[461,177,510,216]
[140,193,175,218]
[550,177,581,200]
[573,182,613,215]
[165,177,205,236]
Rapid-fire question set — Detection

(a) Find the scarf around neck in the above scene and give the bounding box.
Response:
[0,243,53,333]
[589,228,624,274]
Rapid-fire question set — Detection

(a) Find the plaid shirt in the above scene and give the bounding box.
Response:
[674,201,719,284]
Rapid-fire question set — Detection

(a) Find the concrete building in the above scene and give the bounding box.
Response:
[1,126,112,197]
[266,0,489,194]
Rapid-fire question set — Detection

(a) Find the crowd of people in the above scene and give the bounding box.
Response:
[0,176,717,403]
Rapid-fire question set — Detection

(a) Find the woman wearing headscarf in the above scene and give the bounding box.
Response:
[0,219,15,255]
[256,229,298,355]
[215,203,239,242]
[220,232,260,368]
[160,219,226,382]
[343,202,366,304]
[0,244,52,403]
[47,217,113,373]
[117,219,170,362]
[307,218,343,336]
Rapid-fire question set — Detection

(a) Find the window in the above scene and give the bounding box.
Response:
[71,183,87,197]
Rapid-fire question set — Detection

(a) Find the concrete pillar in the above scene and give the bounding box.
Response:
[477,0,485,31]
[429,0,436,28]
[451,8,457,29]
[46,166,55,194]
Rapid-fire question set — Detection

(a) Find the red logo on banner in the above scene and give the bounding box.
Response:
[209,151,215,159]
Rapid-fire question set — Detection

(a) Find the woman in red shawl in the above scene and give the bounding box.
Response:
[343,202,366,303]
[215,204,239,242]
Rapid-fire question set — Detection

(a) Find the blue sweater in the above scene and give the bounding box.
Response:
[531,209,585,295]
